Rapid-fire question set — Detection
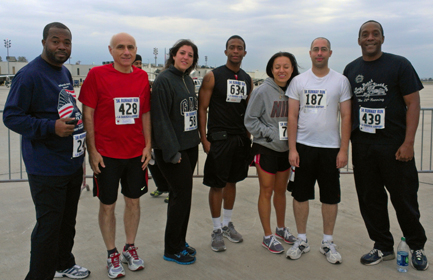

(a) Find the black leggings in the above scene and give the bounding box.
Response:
[154,146,198,254]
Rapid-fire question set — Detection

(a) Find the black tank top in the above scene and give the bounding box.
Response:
[208,65,252,135]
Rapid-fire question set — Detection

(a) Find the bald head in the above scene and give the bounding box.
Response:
[310,37,331,50]
[108,32,137,73]
[110,32,136,48]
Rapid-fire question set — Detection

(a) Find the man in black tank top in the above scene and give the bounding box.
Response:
[198,35,253,252]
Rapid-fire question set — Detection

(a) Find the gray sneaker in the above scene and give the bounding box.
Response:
[262,235,284,254]
[275,227,296,244]
[211,229,226,252]
[222,222,243,243]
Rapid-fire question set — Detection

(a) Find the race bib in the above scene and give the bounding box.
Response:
[72,132,86,158]
[359,107,385,134]
[303,89,327,113]
[279,121,288,140]
[184,110,198,131]
[114,98,139,125]
[226,79,247,103]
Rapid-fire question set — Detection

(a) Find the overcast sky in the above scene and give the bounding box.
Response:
[1,0,432,78]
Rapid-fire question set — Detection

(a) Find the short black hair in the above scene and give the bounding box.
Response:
[43,22,71,40]
[165,39,199,75]
[134,54,142,63]
[266,52,300,86]
[359,20,384,38]
[310,37,331,50]
[226,35,246,50]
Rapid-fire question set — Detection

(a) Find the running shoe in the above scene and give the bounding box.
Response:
[184,242,196,256]
[286,239,310,260]
[150,190,164,197]
[262,235,284,254]
[319,240,342,264]
[54,264,90,279]
[211,229,226,252]
[275,227,296,244]
[411,249,429,271]
[360,248,395,265]
[121,246,145,271]
[107,252,125,279]
[163,250,196,265]
[222,222,243,243]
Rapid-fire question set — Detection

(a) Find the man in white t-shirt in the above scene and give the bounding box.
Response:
[285,37,351,264]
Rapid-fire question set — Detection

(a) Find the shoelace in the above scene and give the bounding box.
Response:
[110,253,121,267]
[414,250,423,260]
[369,249,383,257]
[326,242,338,254]
[269,236,280,246]
[180,250,189,256]
[127,247,139,260]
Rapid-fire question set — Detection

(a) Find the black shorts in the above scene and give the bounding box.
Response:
[288,143,340,204]
[251,144,290,174]
[93,156,148,205]
[203,134,251,188]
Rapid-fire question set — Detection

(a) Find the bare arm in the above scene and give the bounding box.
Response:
[82,104,105,174]
[395,91,420,161]
[141,111,152,169]
[336,100,351,168]
[288,98,300,167]
[198,71,214,154]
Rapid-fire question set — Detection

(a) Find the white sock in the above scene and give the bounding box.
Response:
[298,233,307,241]
[264,234,273,239]
[323,234,333,242]
[222,209,233,227]
[212,217,221,231]
[277,227,285,231]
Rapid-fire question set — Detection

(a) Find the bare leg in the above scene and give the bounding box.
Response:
[293,199,309,234]
[222,182,236,210]
[274,170,290,229]
[124,197,140,244]
[257,167,276,236]
[209,187,223,218]
[99,201,116,250]
[322,203,338,235]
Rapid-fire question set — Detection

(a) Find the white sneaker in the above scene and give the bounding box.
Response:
[320,240,342,264]
[107,252,125,279]
[122,246,145,271]
[286,239,310,260]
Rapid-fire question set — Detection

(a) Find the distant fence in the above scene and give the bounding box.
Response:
[1,109,433,183]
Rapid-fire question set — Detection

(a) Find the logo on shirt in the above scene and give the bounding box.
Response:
[270,101,288,118]
[353,79,387,102]
[58,88,83,128]
[180,96,198,116]
[355,75,364,83]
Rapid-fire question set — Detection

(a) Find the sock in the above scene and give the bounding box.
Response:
[124,243,134,251]
[323,234,333,242]
[107,248,118,258]
[264,234,273,239]
[212,217,222,231]
[277,227,285,231]
[222,209,233,227]
[298,234,307,241]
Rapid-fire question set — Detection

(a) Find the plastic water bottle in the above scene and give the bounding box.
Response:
[397,237,409,272]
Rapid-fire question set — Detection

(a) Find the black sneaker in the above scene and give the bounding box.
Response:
[360,248,395,265]
[184,242,196,256]
[411,249,429,271]
[163,250,196,265]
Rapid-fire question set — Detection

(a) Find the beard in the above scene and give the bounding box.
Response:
[44,46,70,65]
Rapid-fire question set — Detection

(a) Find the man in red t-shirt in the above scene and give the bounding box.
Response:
[79,33,151,279]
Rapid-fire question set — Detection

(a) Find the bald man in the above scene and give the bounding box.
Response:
[79,33,151,278]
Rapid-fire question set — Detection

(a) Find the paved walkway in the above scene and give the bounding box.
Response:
[1,172,432,279]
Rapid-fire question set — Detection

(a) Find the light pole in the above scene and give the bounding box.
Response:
[153,48,158,67]
[205,56,208,67]
[4,39,11,74]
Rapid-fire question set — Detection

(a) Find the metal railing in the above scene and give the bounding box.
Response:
[1,109,433,183]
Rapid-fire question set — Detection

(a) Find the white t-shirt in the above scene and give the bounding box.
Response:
[286,68,352,148]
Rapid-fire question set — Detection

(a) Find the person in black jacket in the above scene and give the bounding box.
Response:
[151,39,200,265]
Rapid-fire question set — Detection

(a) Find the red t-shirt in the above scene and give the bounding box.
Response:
[79,64,151,159]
